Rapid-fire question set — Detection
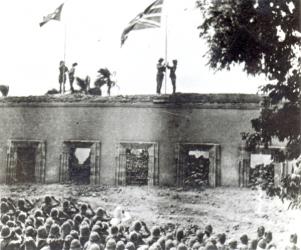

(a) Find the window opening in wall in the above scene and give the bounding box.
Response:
[249,154,274,189]
[16,147,36,183]
[116,142,159,186]
[6,140,46,184]
[68,146,91,184]
[175,143,220,188]
[125,148,149,185]
[184,150,210,187]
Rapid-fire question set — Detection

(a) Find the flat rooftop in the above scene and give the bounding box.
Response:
[0,93,261,104]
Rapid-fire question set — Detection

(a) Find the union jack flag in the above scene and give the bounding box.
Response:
[40,3,64,27]
[121,0,163,46]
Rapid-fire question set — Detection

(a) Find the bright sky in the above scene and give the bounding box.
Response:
[0,0,266,96]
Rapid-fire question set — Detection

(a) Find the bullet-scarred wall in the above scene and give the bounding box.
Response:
[0,94,261,186]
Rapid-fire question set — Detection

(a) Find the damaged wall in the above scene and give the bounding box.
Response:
[0,94,261,186]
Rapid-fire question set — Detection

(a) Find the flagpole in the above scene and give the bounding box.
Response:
[164,14,168,95]
[63,23,67,94]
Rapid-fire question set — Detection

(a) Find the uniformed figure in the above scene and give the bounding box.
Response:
[167,59,177,94]
[58,61,68,94]
[68,63,78,93]
[156,58,166,94]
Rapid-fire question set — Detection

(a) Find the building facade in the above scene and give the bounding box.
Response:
[0,94,279,187]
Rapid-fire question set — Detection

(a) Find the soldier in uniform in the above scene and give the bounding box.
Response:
[68,63,78,93]
[156,58,166,94]
[59,61,68,94]
[167,59,177,94]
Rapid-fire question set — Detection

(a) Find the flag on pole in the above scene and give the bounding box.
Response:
[121,0,163,46]
[40,3,64,27]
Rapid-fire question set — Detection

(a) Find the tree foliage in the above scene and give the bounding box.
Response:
[197,0,300,158]
[197,0,301,205]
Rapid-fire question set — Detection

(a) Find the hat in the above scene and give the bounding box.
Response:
[72,63,78,67]
[165,239,175,250]
[37,226,48,239]
[125,242,135,250]
[34,209,43,218]
[204,225,213,234]
[0,202,9,214]
[25,226,36,238]
[1,226,11,239]
[1,214,10,225]
[88,243,101,250]
[290,234,298,244]
[106,238,117,249]
[129,231,138,242]
[158,58,164,62]
[70,239,82,250]
[89,231,100,243]
[151,226,161,237]
[61,221,72,234]
[116,241,125,250]
[228,239,237,249]
[70,230,79,239]
[96,207,105,217]
[49,224,60,238]
[44,196,52,203]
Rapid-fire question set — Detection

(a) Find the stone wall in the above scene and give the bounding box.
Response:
[0,94,261,186]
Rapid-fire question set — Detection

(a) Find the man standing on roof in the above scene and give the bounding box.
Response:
[68,62,77,93]
[156,58,165,95]
[58,60,68,94]
[167,59,177,94]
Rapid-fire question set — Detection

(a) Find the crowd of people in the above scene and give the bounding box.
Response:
[0,196,299,250]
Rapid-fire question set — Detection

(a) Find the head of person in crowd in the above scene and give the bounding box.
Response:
[0,201,9,214]
[176,243,188,250]
[116,241,125,250]
[34,216,44,228]
[70,230,79,240]
[44,196,52,205]
[165,239,175,250]
[106,238,117,250]
[228,239,238,250]
[264,231,272,244]
[257,226,265,239]
[193,242,202,250]
[175,228,184,243]
[125,241,135,250]
[248,239,258,250]
[132,220,142,232]
[48,224,61,239]
[70,239,82,250]
[204,225,213,238]
[23,236,36,250]
[196,230,204,243]
[217,233,226,246]
[63,234,74,250]
[240,234,248,245]
[290,234,298,244]
[25,226,36,239]
[1,214,10,225]
[34,209,43,218]
[61,221,72,239]
[129,231,139,247]
[150,242,162,250]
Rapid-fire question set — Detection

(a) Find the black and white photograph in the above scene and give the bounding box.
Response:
[0,0,300,250]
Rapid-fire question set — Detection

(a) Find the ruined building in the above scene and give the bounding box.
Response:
[0,94,288,187]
